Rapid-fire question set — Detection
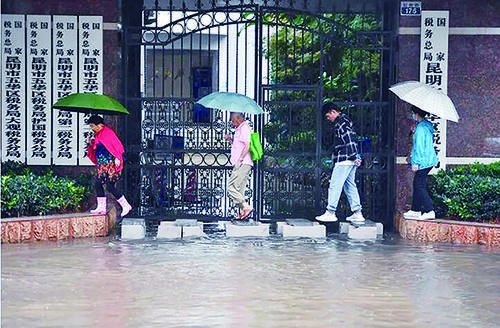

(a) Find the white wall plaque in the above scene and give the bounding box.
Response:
[78,16,103,166]
[420,11,449,171]
[2,15,26,163]
[53,15,78,165]
[26,15,52,165]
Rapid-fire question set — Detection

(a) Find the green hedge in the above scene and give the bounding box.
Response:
[429,161,500,221]
[1,161,93,218]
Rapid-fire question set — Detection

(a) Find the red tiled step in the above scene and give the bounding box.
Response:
[1,212,115,244]
[398,214,500,247]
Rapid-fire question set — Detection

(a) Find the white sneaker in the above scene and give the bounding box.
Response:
[419,211,435,220]
[403,210,421,218]
[316,211,338,222]
[346,211,365,223]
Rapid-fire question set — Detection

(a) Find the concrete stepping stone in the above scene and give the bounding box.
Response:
[175,219,199,226]
[156,220,205,239]
[225,220,270,237]
[121,218,146,240]
[157,221,182,239]
[339,220,383,239]
[181,221,205,238]
[277,219,326,238]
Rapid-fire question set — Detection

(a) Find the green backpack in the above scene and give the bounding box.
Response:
[249,132,264,161]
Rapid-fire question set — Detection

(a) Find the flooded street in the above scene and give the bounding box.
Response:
[2,234,500,328]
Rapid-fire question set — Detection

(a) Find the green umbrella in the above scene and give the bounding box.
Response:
[53,93,130,115]
[196,92,264,114]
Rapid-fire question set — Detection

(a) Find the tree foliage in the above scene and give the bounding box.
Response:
[262,12,382,158]
[264,13,381,101]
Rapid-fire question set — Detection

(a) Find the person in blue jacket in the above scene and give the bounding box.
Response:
[404,106,439,220]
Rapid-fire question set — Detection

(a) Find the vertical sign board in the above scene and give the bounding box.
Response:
[1,15,26,163]
[26,15,52,165]
[78,16,103,165]
[420,11,449,170]
[53,16,78,165]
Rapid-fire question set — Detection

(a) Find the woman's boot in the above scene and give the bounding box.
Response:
[117,196,132,218]
[90,197,107,215]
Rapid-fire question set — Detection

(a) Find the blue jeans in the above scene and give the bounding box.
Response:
[327,164,362,213]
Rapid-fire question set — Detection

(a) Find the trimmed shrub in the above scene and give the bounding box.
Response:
[1,161,93,218]
[429,161,500,221]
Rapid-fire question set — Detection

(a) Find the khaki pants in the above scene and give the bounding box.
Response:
[227,164,252,208]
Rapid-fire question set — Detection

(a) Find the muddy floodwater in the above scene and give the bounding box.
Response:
[2,234,500,328]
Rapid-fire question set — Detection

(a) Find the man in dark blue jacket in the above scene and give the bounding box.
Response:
[316,103,365,223]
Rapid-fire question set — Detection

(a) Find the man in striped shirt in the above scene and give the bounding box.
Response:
[316,103,365,223]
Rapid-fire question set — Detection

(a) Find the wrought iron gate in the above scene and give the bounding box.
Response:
[122,1,395,227]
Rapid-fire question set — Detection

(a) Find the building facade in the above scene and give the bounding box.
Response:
[2,0,499,228]
[395,0,500,215]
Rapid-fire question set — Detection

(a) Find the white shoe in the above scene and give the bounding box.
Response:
[419,211,435,220]
[346,211,365,223]
[403,210,421,218]
[316,211,338,222]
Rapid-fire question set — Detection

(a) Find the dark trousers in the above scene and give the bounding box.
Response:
[411,167,433,213]
[95,177,123,199]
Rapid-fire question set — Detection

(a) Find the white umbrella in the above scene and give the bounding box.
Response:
[389,81,459,122]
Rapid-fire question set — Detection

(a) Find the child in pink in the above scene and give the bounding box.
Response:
[87,115,132,221]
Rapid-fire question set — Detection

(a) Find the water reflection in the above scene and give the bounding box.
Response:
[2,235,500,328]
